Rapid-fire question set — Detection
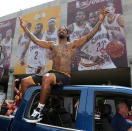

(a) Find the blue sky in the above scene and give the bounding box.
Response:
[0,0,53,17]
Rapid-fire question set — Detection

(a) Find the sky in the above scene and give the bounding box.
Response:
[0,0,53,17]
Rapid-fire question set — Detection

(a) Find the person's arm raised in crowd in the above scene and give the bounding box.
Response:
[71,8,109,49]
[19,17,55,50]
[12,79,19,93]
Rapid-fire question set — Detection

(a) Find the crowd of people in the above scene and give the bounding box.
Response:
[0,79,22,116]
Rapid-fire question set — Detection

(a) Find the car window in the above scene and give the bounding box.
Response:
[25,89,80,129]
[94,91,132,131]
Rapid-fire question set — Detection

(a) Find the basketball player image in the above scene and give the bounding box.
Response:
[43,18,58,60]
[43,18,58,44]
[104,2,126,67]
[17,23,31,59]
[78,11,116,71]
[68,10,91,41]
[19,8,108,123]
[20,23,46,74]
[0,33,3,45]
[0,32,5,80]
[1,29,13,70]
[0,32,3,64]
[68,10,91,71]
[104,2,125,42]
[42,18,58,71]
[0,32,4,80]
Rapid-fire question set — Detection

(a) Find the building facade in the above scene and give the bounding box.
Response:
[0,0,132,100]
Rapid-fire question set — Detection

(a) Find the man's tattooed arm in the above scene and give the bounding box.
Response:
[71,8,109,49]
[71,21,102,49]
[19,17,54,49]
[24,27,54,49]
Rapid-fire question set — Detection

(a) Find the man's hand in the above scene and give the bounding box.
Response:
[14,79,19,86]
[15,79,19,83]
[99,8,109,23]
[19,17,27,30]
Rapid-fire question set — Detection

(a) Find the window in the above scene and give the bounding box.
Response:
[94,92,132,131]
[25,89,80,129]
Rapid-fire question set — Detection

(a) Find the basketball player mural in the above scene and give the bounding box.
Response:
[78,11,116,70]
[0,29,13,71]
[104,2,125,42]
[17,23,31,59]
[0,32,5,80]
[0,33,3,45]
[20,23,46,74]
[68,10,91,71]
[103,2,126,67]
[42,18,58,64]
[19,8,109,123]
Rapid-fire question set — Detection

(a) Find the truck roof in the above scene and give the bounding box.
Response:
[23,85,132,101]
[63,85,132,92]
[24,85,131,96]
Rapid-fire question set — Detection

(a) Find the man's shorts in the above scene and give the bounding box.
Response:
[30,70,71,86]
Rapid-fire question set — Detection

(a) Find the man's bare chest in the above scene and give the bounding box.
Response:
[52,45,75,57]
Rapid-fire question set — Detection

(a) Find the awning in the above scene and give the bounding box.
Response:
[71,68,131,87]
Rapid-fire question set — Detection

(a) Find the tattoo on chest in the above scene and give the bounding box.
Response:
[51,44,74,71]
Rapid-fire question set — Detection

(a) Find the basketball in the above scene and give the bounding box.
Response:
[106,41,125,58]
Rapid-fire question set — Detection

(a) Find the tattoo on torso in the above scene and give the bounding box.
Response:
[51,43,76,73]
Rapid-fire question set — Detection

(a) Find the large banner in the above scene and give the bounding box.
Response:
[14,6,60,75]
[67,0,128,72]
[0,18,16,80]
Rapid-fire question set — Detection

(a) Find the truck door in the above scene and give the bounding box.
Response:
[10,87,87,131]
[91,87,132,131]
[0,115,14,131]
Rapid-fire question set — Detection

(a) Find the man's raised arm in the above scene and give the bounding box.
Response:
[19,17,54,49]
[71,8,109,48]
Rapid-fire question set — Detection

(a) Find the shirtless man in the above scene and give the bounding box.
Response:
[19,8,108,123]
